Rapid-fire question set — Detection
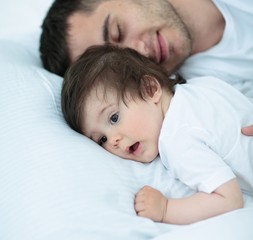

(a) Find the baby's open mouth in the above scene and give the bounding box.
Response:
[129,142,140,154]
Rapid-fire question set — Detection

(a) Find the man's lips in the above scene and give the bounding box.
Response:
[157,31,168,64]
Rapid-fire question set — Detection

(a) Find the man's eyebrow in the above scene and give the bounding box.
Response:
[103,14,110,43]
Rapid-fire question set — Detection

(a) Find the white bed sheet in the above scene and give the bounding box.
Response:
[1,1,253,240]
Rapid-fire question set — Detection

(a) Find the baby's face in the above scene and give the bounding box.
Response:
[81,87,164,163]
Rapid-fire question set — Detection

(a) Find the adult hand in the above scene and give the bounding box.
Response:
[241,125,253,136]
[134,185,167,222]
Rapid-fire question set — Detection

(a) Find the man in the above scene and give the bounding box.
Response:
[40,0,253,132]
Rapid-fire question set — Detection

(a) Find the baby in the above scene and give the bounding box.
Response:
[61,45,253,225]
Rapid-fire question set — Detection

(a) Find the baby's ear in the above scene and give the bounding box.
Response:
[141,75,162,103]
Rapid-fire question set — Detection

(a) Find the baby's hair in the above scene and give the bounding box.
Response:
[61,44,185,133]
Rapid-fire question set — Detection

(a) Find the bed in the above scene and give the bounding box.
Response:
[1,1,253,239]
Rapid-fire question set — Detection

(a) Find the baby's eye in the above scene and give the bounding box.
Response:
[110,113,119,124]
[99,136,107,146]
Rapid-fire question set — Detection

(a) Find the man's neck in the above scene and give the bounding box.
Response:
[169,0,225,54]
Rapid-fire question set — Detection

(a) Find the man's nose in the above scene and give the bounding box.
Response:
[119,40,149,58]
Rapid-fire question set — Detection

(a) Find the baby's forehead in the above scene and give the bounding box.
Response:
[85,85,117,106]
[85,81,142,110]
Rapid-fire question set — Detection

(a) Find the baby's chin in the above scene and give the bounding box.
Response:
[134,153,159,164]
[121,148,159,163]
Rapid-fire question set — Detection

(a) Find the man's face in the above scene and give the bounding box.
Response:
[67,0,192,72]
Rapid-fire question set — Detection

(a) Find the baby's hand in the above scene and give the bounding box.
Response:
[134,185,168,222]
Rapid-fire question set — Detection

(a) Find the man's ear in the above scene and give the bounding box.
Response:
[141,75,162,103]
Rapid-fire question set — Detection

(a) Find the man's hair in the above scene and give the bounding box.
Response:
[40,0,110,76]
[61,45,185,133]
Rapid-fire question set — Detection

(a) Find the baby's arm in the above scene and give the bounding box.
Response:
[134,179,243,225]
[241,124,253,136]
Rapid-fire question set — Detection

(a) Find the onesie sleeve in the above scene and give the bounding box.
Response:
[159,126,236,193]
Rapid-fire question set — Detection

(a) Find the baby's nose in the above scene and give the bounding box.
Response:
[109,134,121,149]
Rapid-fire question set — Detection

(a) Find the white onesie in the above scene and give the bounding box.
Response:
[159,76,253,196]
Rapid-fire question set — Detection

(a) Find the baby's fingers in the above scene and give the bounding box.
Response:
[134,201,145,213]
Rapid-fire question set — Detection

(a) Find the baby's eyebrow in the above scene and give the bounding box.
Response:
[103,14,110,43]
[99,103,114,117]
